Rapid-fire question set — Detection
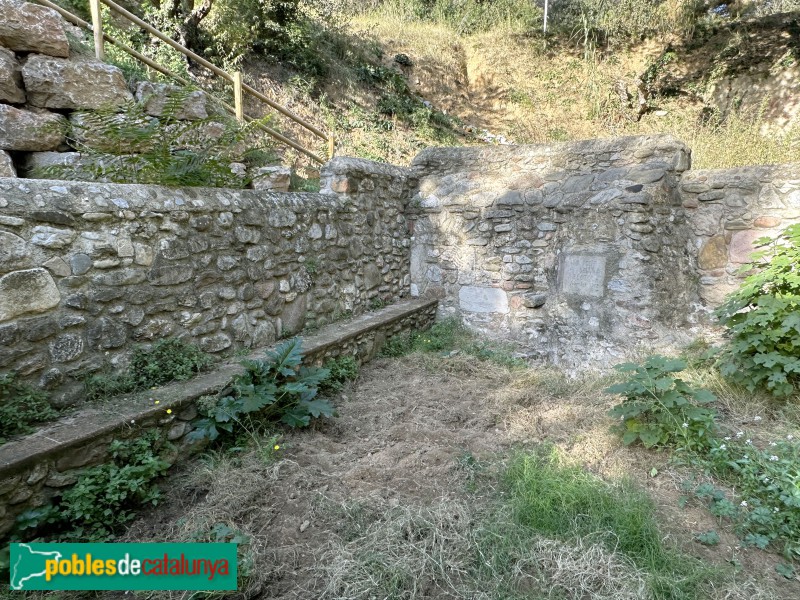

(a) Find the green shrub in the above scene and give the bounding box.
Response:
[188,338,334,441]
[0,373,58,442]
[85,338,211,402]
[606,355,718,451]
[715,224,800,397]
[13,432,171,542]
[320,355,359,395]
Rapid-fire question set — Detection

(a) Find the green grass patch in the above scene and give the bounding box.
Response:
[381,318,526,369]
[506,447,716,599]
[321,447,721,599]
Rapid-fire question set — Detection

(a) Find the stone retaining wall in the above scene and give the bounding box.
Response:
[0,157,412,407]
[0,298,437,538]
[407,136,800,365]
[407,135,698,366]
[681,165,800,307]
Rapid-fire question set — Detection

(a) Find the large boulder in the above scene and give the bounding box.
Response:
[0,0,69,58]
[0,150,16,177]
[0,47,25,104]
[21,151,120,182]
[22,55,133,110]
[0,104,66,151]
[135,82,208,120]
[0,268,61,323]
[69,112,158,153]
[251,166,291,192]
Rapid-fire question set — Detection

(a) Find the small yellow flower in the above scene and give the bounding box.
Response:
[166,409,172,415]
[273,444,280,451]
[154,400,160,405]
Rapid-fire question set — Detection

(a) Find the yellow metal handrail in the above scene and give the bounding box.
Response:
[34,0,334,164]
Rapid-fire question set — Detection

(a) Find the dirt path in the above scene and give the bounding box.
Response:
[122,355,514,598]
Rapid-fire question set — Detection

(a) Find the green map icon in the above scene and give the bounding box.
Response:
[10,544,63,590]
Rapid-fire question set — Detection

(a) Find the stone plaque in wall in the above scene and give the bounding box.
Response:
[561,254,607,298]
[458,285,509,313]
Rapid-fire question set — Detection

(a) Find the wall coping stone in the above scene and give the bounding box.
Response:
[0,297,437,478]
[410,134,690,171]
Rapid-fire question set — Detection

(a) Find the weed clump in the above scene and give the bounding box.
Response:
[320,355,359,395]
[0,373,58,442]
[189,337,334,442]
[13,431,172,542]
[606,355,718,451]
[85,338,211,402]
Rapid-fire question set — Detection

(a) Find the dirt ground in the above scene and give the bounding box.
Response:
[118,352,800,600]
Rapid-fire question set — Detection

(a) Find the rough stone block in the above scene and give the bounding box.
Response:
[280,294,307,335]
[0,150,16,177]
[698,236,728,270]
[251,166,291,192]
[30,225,75,249]
[22,55,133,110]
[135,82,208,120]
[0,0,69,57]
[0,268,61,322]
[729,229,776,264]
[0,47,24,104]
[20,150,81,175]
[0,231,30,273]
[0,104,66,151]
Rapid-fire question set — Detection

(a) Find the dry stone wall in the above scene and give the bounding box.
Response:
[0,299,437,537]
[0,157,413,407]
[0,0,131,175]
[408,135,800,367]
[0,0,292,189]
[682,165,800,306]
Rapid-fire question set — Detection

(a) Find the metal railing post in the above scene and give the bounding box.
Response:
[89,0,104,60]
[233,71,244,122]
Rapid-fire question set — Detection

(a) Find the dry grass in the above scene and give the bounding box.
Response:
[116,451,289,599]
[317,497,653,600]
[88,343,797,600]
[345,9,800,169]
